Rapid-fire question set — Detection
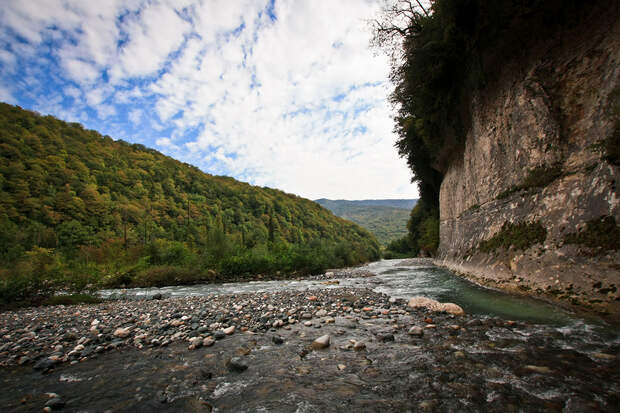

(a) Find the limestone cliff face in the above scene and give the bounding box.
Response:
[435,6,620,316]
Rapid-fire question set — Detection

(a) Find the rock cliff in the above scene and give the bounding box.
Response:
[435,4,620,317]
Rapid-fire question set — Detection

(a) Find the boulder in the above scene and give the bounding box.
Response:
[407,296,465,315]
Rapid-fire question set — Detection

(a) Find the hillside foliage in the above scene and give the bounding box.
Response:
[0,103,380,306]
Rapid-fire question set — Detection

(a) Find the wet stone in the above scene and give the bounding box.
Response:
[45,397,65,409]
[227,357,248,372]
[33,358,58,372]
[202,337,215,347]
[378,333,395,342]
[312,334,330,350]
[408,326,424,337]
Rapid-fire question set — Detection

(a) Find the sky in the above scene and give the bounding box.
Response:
[0,0,418,200]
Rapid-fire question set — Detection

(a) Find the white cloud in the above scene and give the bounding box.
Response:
[0,84,15,103]
[0,49,16,69]
[110,3,191,81]
[61,58,100,84]
[0,0,418,200]
[128,108,142,125]
[156,137,179,150]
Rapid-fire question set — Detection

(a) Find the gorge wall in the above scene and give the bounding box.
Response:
[435,3,620,317]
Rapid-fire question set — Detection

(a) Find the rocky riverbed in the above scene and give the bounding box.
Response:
[1,275,619,412]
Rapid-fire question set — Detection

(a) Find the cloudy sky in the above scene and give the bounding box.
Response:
[0,0,418,200]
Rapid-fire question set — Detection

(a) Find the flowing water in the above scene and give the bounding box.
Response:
[100,259,619,354]
[101,259,600,325]
[4,259,619,411]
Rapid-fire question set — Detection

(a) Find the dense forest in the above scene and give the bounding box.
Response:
[0,102,381,306]
[314,199,416,246]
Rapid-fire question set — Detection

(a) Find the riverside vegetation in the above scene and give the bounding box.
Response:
[0,102,381,308]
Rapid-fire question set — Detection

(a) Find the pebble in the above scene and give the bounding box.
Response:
[304,321,313,327]
[353,341,366,351]
[408,326,424,337]
[524,365,553,374]
[113,328,130,338]
[202,337,215,347]
[312,335,330,350]
[592,352,615,360]
[378,333,394,342]
[227,357,248,372]
[45,397,65,409]
[272,336,284,345]
[223,326,236,335]
[188,337,202,349]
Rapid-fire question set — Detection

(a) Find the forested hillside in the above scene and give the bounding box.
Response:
[315,199,417,245]
[0,103,380,306]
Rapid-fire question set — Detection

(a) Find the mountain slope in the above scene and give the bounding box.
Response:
[315,199,417,245]
[0,103,380,304]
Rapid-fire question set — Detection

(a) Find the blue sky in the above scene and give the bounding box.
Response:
[0,0,418,200]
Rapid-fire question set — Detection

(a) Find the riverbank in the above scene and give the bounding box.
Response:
[1,269,619,411]
[434,257,620,324]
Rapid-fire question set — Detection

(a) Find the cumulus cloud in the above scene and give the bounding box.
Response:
[0,0,418,200]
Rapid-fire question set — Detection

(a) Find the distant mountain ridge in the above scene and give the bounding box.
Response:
[315,198,417,245]
[315,198,416,211]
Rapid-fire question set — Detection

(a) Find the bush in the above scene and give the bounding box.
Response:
[564,216,620,251]
[147,239,196,266]
[404,201,440,256]
[0,247,63,307]
[478,221,547,253]
[43,294,102,306]
[133,265,206,287]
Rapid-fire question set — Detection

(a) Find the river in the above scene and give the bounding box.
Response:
[2,259,618,412]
